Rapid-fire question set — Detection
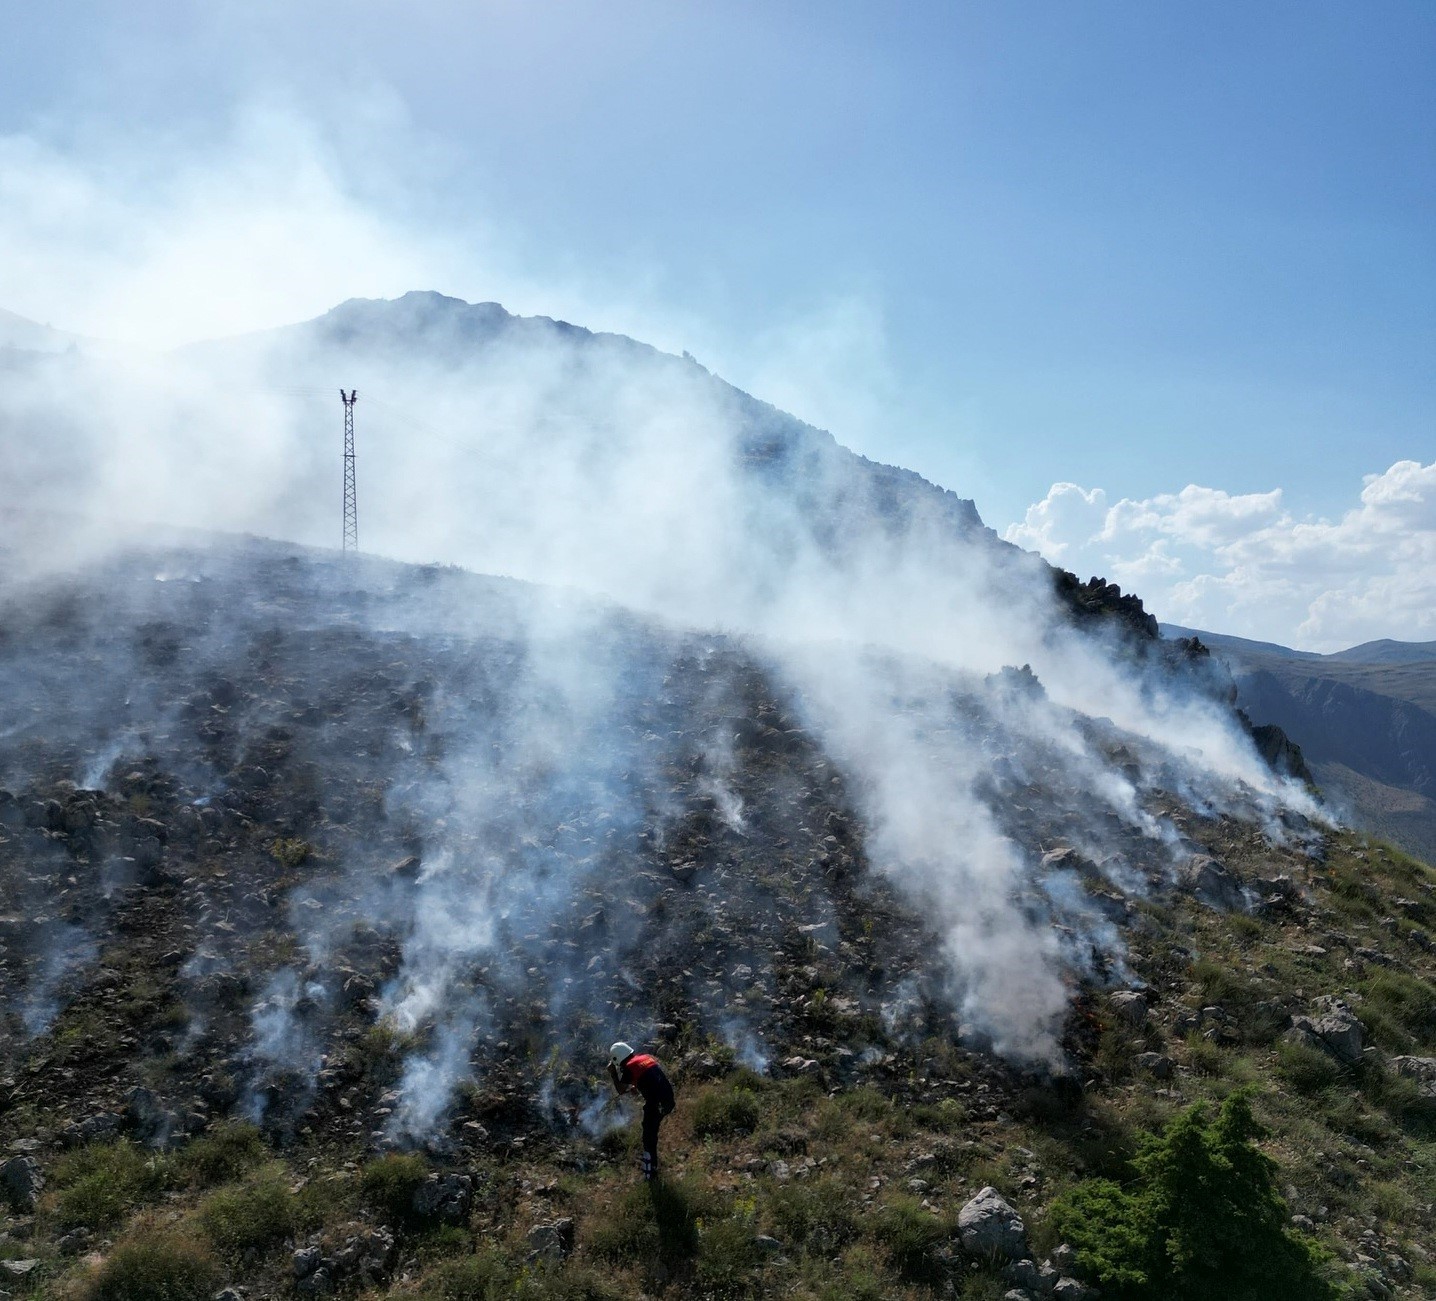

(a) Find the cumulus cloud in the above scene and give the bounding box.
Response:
[1005,461,1436,651]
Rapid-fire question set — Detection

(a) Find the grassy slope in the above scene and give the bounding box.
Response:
[4,829,1432,1301]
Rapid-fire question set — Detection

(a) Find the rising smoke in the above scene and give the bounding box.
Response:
[0,119,1326,1140]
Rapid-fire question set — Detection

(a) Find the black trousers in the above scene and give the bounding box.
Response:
[639,1075,676,1177]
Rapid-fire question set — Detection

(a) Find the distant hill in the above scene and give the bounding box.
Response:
[1163,623,1436,862]
[1328,639,1436,666]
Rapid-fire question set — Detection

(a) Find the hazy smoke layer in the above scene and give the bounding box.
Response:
[0,292,1323,1133]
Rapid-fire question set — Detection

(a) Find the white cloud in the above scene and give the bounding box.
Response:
[1004,460,1436,651]
[1004,482,1108,560]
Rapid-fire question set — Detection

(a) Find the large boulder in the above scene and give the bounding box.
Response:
[411,1172,473,1226]
[1286,996,1365,1064]
[1109,991,1148,1027]
[958,1186,1028,1260]
[526,1218,575,1264]
[0,1154,44,1212]
[1177,854,1246,911]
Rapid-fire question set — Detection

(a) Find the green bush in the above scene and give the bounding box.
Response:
[870,1196,949,1284]
[1275,1039,1341,1095]
[814,1244,891,1301]
[1049,1090,1335,1301]
[838,1085,894,1124]
[910,1097,969,1133]
[423,1251,620,1301]
[690,1086,760,1139]
[360,1151,430,1227]
[176,1121,268,1187]
[52,1140,172,1230]
[695,1215,763,1295]
[83,1231,220,1301]
[196,1169,296,1257]
[423,1250,510,1300]
[1362,1063,1436,1133]
[1362,970,1436,1051]
[270,836,313,867]
[765,1178,856,1253]
[587,1180,704,1268]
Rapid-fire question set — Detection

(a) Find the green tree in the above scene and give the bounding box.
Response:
[1051,1090,1334,1300]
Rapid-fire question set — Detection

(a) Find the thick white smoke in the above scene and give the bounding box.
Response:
[0,120,1326,1134]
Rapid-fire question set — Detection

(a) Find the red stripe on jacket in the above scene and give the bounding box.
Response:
[623,1053,659,1085]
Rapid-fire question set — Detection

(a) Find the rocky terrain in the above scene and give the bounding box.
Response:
[1166,625,1436,865]
[0,536,1430,1300]
[0,292,1429,1300]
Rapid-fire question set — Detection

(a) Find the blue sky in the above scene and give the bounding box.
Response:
[2,2,1432,645]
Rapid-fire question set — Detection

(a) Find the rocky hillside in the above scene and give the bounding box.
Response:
[1165,626,1436,865]
[0,537,1431,1300]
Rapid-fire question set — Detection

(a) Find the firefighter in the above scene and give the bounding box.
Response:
[607,1042,676,1181]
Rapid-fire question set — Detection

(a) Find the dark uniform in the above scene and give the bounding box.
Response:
[610,1050,675,1180]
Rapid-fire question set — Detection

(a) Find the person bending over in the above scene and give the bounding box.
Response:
[607,1042,675,1181]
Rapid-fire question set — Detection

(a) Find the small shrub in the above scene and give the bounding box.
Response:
[695,1214,762,1295]
[83,1230,220,1301]
[690,1086,760,1139]
[360,1152,430,1227]
[176,1121,268,1187]
[1370,1179,1416,1222]
[1362,970,1436,1051]
[766,1178,856,1254]
[270,837,312,867]
[955,1276,1009,1300]
[196,1170,296,1257]
[1095,1026,1137,1082]
[52,1140,172,1229]
[423,1249,510,1300]
[1362,1063,1436,1133]
[839,1085,893,1124]
[513,1268,622,1301]
[818,1244,890,1301]
[587,1180,704,1267]
[811,1098,850,1142]
[871,1196,948,1284]
[910,1096,969,1133]
[1183,1034,1225,1078]
[1275,1039,1340,1095]
[1229,914,1263,942]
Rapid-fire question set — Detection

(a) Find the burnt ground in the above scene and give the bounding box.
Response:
[0,539,1430,1299]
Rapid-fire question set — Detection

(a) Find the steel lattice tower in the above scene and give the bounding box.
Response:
[340,389,358,553]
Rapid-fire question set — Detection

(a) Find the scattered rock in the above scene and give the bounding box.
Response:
[296,1267,336,1297]
[526,1218,575,1263]
[1134,1052,1173,1080]
[1286,997,1365,1064]
[1391,1056,1436,1098]
[412,1172,473,1225]
[1049,1244,1079,1274]
[57,1228,91,1256]
[1003,1257,1059,1294]
[293,1246,323,1280]
[61,1112,122,1147]
[958,1186,1028,1260]
[1109,991,1147,1026]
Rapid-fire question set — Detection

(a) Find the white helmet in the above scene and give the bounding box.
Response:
[609,1042,634,1065]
